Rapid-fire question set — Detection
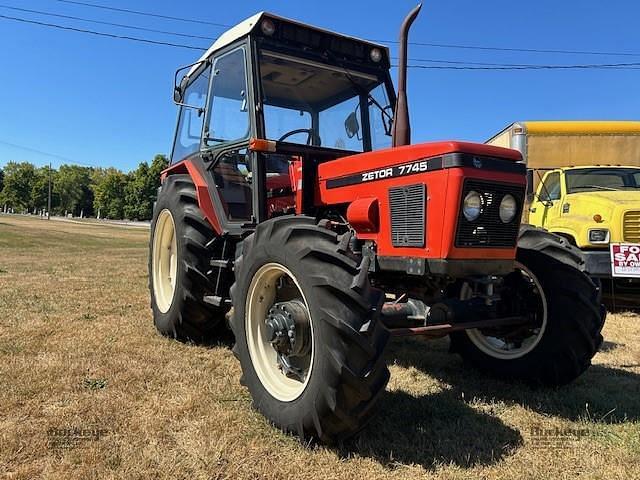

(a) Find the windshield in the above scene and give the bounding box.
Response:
[566,168,640,193]
[259,50,392,152]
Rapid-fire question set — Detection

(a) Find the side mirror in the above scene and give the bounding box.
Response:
[173,86,183,103]
[344,112,360,139]
[173,76,188,104]
[526,191,535,204]
[382,105,393,137]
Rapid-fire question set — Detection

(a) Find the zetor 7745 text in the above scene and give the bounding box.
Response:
[149,6,605,443]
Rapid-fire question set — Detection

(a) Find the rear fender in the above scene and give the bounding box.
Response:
[161,160,222,234]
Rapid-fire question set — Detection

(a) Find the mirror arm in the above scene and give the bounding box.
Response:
[175,103,205,116]
[173,58,211,105]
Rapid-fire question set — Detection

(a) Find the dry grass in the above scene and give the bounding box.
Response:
[0,214,639,479]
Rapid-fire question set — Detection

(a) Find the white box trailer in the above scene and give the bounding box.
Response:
[486,121,640,193]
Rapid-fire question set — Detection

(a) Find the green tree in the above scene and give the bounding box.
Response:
[123,154,168,220]
[0,167,4,195]
[0,162,38,212]
[55,165,93,216]
[93,168,128,219]
[31,166,55,213]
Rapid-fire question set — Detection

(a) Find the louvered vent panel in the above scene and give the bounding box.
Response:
[389,184,426,248]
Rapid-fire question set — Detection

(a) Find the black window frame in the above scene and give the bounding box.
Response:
[252,39,396,154]
[169,62,212,165]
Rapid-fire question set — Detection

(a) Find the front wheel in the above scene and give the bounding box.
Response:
[229,216,389,443]
[451,241,605,386]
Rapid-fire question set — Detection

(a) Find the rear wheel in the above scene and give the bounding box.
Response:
[230,216,389,443]
[451,230,605,386]
[149,175,225,341]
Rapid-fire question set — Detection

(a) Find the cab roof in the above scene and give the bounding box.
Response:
[187,11,389,78]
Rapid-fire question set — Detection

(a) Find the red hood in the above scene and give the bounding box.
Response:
[318,141,522,180]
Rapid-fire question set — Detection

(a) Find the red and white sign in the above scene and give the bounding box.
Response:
[610,243,640,278]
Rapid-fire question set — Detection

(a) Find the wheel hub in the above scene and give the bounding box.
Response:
[264,300,310,357]
[246,263,314,402]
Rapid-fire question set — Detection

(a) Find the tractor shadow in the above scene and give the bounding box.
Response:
[340,335,640,470]
[340,387,523,470]
[389,336,640,424]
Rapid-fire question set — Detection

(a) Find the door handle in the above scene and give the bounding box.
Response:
[530,207,537,213]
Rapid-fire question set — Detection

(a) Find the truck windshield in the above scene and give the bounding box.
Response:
[259,50,392,152]
[566,168,640,193]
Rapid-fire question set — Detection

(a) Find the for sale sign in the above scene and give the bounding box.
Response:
[610,243,640,278]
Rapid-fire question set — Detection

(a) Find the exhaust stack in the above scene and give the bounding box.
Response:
[392,3,422,148]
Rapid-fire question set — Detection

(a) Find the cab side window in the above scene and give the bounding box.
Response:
[205,48,250,146]
[538,172,561,202]
[171,67,211,163]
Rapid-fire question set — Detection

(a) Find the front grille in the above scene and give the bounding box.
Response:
[624,211,640,242]
[455,180,524,248]
[389,184,426,247]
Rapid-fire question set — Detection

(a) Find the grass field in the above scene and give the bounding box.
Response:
[1,214,639,479]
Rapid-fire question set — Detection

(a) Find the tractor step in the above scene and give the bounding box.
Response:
[203,295,223,307]
[210,259,233,269]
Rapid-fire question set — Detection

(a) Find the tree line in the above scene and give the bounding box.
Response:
[0,154,168,221]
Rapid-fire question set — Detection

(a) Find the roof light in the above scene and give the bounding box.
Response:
[593,214,604,223]
[261,19,276,36]
[370,48,383,63]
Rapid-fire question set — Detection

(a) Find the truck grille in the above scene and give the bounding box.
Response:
[455,180,524,248]
[624,211,640,242]
[389,184,426,247]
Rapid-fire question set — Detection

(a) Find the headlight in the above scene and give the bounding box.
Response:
[589,229,609,243]
[463,191,482,221]
[499,194,518,223]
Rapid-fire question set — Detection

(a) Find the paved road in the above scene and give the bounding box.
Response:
[0,213,150,229]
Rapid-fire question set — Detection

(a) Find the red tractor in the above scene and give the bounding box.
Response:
[149,6,605,443]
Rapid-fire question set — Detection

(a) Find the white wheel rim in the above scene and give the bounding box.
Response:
[245,263,314,402]
[152,209,178,314]
[465,262,548,360]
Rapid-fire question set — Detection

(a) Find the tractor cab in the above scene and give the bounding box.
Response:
[170,12,396,232]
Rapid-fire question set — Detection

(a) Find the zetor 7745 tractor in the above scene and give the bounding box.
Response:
[150,6,605,443]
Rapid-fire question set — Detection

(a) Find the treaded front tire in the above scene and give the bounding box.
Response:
[451,227,605,386]
[149,174,225,341]
[229,216,390,443]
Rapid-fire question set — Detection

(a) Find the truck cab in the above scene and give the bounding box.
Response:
[529,165,640,275]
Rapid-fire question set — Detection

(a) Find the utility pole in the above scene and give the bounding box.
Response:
[47,162,52,221]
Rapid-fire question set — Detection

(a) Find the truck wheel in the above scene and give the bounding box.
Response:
[450,234,605,386]
[149,174,225,341]
[229,216,389,443]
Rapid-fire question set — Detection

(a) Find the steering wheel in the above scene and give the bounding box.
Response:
[277,128,319,145]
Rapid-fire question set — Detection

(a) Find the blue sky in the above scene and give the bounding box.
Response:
[1,0,639,172]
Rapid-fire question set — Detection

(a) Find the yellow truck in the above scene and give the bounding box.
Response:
[486,121,640,283]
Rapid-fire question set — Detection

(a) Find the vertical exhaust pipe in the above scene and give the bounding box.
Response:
[392,3,422,148]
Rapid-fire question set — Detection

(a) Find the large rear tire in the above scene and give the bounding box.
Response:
[450,228,605,386]
[229,216,389,443]
[149,174,225,342]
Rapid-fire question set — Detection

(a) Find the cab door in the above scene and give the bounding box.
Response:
[201,44,257,234]
[529,170,563,228]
